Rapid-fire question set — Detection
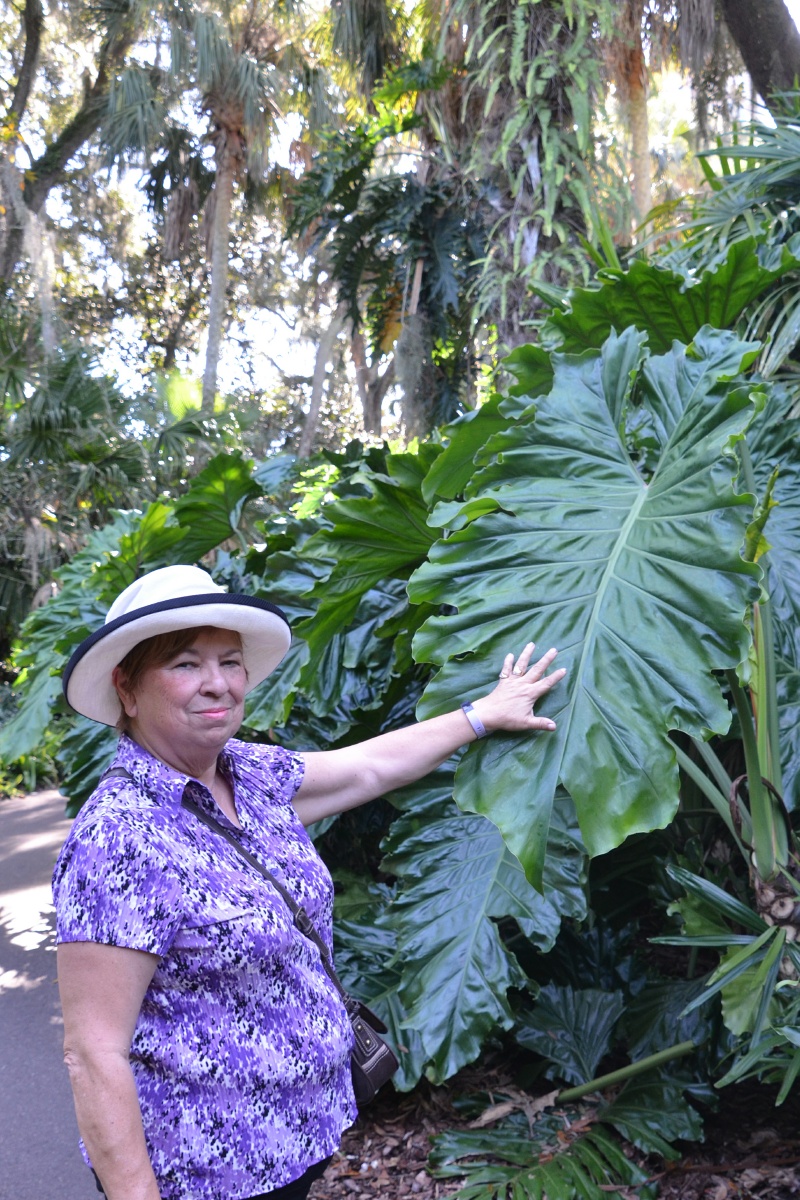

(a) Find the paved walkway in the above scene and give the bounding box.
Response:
[0,789,95,1200]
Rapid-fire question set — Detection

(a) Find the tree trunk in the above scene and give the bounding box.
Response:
[618,16,652,234]
[201,149,235,417]
[298,310,344,458]
[350,328,394,435]
[720,0,800,108]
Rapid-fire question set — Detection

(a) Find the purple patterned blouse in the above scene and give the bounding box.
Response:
[52,734,357,1200]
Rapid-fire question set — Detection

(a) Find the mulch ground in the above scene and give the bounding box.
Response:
[309,1070,800,1200]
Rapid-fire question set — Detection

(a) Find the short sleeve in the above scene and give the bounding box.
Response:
[53,816,183,956]
[228,741,305,806]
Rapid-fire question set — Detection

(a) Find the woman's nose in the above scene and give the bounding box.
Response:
[199,662,227,693]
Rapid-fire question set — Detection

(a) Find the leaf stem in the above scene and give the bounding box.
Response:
[739,440,782,794]
[755,599,783,794]
[726,669,776,880]
[557,1041,696,1103]
[694,738,733,800]
[674,744,749,855]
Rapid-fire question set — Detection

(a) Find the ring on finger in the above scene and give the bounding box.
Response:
[499,670,510,679]
[512,666,524,676]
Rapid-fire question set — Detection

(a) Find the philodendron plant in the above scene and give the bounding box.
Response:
[409,322,800,1096]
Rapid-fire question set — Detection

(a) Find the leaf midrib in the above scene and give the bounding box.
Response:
[560,482,649,763]
[406,835,525,1053]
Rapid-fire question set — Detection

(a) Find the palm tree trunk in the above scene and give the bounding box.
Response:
[298,310,344,458]
[619,20,651,235]
[202,148,235,417]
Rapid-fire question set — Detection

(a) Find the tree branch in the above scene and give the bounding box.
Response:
[23,21,136,214]
[8,0,44,125]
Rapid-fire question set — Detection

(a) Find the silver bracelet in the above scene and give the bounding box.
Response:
[461,702,487,739]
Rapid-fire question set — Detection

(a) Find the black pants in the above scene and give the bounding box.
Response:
[93,1155,331,1199]
[249,1156,332,1200]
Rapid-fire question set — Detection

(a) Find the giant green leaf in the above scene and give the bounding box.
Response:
[381,770,585,1082]
[543,238,800,355]
[295,449,440,681]
[409,327,763,888]
[171,450,262,561]
[421,396,512,505]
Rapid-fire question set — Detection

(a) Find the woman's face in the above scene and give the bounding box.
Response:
[114,627,247,770]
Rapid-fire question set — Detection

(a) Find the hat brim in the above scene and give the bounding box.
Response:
[63,594,292,726]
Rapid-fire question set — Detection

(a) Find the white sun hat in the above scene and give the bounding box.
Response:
[63,565,292,726]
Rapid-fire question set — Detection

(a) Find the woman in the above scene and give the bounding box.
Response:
[54,565,565,1200]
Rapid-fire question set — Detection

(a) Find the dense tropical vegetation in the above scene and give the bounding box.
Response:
[3,0,800,1194]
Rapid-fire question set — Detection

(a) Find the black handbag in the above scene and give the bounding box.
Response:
[180,795,399,1105]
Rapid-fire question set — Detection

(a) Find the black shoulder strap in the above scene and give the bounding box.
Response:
[100,766,351,1007]
[180,794,350,1001]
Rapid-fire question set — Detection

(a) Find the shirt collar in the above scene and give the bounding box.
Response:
[113,734,246,829]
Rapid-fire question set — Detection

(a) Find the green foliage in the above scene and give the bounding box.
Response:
[430,1119,653,1200]
[542,238,800,356]
[0,684,59,796]
[6,127,800,1141]
[658,864,800,1099]
[380,773,586,1083]
[514,987,626,1085]
[410,326,764,888]
[294,446,441,679]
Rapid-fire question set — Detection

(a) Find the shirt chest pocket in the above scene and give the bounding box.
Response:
[171,890,298,963]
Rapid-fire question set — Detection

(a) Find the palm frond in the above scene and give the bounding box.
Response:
[103,65,169,161]
[194,12,235,94]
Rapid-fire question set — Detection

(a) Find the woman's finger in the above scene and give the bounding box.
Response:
[498,651,515,679]
[511,642,535,676]
[530,665,566,695]
[525,646,559,681]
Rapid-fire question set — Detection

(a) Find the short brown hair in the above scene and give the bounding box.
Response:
[114,626,243,733]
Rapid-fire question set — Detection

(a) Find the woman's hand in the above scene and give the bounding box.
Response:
[294,640,566,825]
[470,643,566,735]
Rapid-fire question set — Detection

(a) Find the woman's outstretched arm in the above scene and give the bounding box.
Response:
[293,643,565,826]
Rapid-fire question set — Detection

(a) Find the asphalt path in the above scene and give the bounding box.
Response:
[0,789,96,1200]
